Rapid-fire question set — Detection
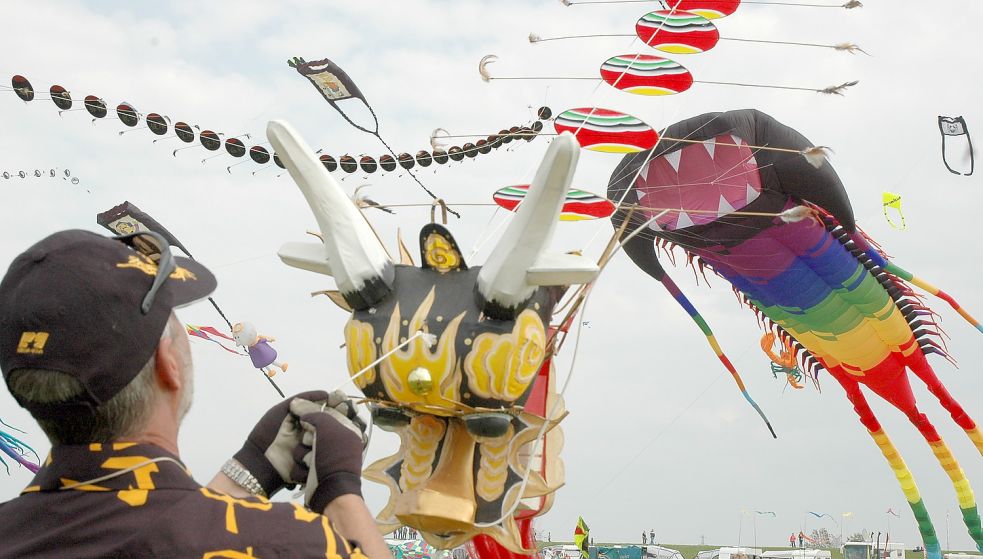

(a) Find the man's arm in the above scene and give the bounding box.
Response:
[291,398,393,559]
[325,494,394,559]
[206,471,253,498]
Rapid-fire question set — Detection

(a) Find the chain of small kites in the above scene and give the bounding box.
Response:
[3,75,552,178]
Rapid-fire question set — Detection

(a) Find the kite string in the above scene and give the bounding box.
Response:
[373,134,460,218]
[329,95,459,216]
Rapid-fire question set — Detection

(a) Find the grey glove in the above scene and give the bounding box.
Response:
[231,390,330,496]
[289,392,367,511]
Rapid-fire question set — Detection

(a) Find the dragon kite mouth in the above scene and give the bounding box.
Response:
[633,133,762,231]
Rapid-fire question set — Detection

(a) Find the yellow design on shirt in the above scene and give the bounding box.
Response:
[200,488,273,534]
[202,547,259,559]
[101,456,161,507]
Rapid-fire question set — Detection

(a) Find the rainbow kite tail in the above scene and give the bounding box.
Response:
[970,427,983,459]
[884,262,983,334]
[925,437,983,552]
[869,428,943,559]
[659,275,776,438]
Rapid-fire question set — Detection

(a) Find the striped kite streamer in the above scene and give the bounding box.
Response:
[636,10,721,54]
[554,108,659,153]
[664,0,741,20]
[493,184,616,220]
[600,55,694,96]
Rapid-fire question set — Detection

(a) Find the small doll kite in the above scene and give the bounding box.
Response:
[232,322,288,378]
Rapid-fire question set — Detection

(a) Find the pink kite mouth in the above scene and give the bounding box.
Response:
[632,133,762,231]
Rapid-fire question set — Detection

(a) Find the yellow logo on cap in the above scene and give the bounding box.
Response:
[116,255,196,281]
[17,332,49,355]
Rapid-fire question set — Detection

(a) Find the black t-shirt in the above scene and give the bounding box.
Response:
[0,442,369,558]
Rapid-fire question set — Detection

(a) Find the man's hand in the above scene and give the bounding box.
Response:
[230,390,330,497]
[289,393,366,512]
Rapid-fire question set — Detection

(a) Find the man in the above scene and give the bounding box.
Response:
[0,229,393,559]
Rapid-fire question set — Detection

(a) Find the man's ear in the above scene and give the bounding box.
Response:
[155,337,183,392]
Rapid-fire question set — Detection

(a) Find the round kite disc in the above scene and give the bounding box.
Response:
[600,54,693,96]
[664,0,739,19]
[146,113,169,135]
[319,154,337,172]
[200,130,221,151]
[537,106,553,120]
[554,108,659,153]
[49,85,72,110]
[493,184,616,221]
[397,153,415,170]
[273,153,286,169]
[463,142,478,157]
[360,155,378,174]
[636,10,720,54]
[117,103,140,127]
[225,137,246,157]
[476,139,491,154]
[339,155,358,173]
[174,122,195,143]
[84,95,108,119]
[432,150,449,164]
[379,154,397,172]
[448,146,465,161]
[416,150,433,167]
[11,75,34,102]
[249,145,271,164]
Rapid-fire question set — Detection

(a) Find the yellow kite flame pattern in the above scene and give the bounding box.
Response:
[464,310,546,401]
[376,288,466,413]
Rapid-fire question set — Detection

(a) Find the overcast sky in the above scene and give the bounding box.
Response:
[1,0,982,552]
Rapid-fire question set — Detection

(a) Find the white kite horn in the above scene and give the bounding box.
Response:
[269,119,394,308]
[477,132,598,318]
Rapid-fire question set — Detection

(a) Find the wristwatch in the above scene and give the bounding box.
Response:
[221,458,268,497]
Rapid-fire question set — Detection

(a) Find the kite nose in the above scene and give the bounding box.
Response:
[394,421,477,534]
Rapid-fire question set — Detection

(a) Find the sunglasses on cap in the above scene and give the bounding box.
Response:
[112,230,176,315]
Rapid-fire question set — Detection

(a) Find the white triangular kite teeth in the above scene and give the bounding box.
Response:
[647,217,663,232]
[731,134,744,147]
[675,211,694,229]
[702,139,716,159]
[664,149,682,173]
[746,183,760,204]
[718,195,736,217]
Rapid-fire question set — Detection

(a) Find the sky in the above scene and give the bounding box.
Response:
[1,0,982,552]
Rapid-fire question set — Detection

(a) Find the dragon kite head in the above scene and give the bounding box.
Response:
[608,108,855,253]
[270,120,597,552]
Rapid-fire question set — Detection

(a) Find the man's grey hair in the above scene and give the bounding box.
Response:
[7,316,184,445]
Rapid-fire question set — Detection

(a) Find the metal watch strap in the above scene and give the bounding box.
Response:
[221,458,268,498]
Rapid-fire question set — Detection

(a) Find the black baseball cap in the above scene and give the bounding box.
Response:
[0,229,217,418]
